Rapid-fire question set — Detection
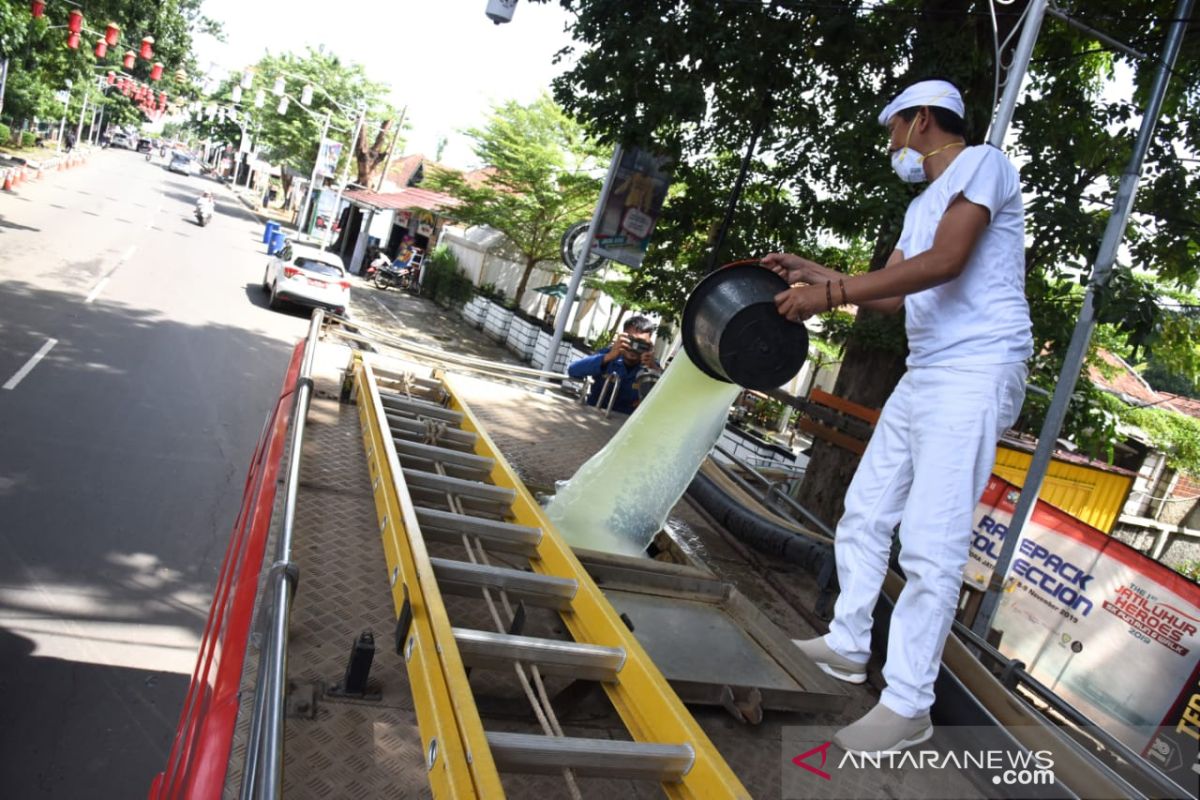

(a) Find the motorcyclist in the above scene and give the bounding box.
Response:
[196,191,215,218]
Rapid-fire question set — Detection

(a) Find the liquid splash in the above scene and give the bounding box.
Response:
[545,352,741,557]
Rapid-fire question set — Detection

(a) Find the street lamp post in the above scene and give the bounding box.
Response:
[323,102,367,249]
[296,110,332,240]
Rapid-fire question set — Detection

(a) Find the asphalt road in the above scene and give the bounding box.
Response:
[0,149,315,797]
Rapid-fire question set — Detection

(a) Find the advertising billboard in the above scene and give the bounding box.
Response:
[591,147,671,269]
[967,477,1200,792]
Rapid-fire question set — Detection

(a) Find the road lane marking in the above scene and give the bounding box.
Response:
[84,245,138,304]
[372,295,404,326]
[3,338,58,391]
[145,193,164,229]
[84,278,110,303]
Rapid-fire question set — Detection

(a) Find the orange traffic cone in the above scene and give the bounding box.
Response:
[2,171,13,192]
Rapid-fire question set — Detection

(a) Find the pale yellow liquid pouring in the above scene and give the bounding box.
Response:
[545,351,741,557]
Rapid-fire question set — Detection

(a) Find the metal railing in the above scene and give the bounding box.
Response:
[322,314,573,390]
[151,339,306,800]
[239,311,323,799]
[710,443,835,540]
[952,623,1192,800]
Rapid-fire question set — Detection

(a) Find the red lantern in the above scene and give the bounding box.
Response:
[159,91,168,105]
[31,1,45,18]
[67,9,83,34]
[66,31,81,50]
[123,50,135,70]
[149,62,163,82]
[106,71,116,86]
[139,36,154,60]
[94,39,107,59]
[105,23,120,47]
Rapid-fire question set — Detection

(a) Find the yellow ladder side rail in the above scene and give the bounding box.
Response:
[443,374,750,800]
[356,361,505,799]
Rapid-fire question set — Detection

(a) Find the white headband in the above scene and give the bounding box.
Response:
[878,80,965,126]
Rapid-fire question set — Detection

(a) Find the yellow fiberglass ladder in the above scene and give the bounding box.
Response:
[353,356,750,800]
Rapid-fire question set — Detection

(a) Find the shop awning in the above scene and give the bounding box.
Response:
[343,187,458,215]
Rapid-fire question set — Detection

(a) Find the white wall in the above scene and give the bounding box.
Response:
[441,225,614,340]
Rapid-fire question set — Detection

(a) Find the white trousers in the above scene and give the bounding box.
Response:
[825,362,1027,718]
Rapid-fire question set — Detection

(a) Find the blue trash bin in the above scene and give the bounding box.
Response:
[268,230,287,256]
[262,221,280,244]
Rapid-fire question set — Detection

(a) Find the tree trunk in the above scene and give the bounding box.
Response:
[608,305,629,337]
[513,258,539,309]
[792,0,1026,528]
[355,117,393,188]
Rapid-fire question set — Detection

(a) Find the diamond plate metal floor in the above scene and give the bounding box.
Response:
[216,360,978,799]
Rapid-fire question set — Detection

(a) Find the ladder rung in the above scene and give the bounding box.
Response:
[430,557,576,610]
[416,508,542,556]
[376,371,444,392]
[388,416,477,450]
[486,732,694,781]
[380,393,463,424]
[453,628,625,682]
[403,468,515,504]
[393,439,495,472]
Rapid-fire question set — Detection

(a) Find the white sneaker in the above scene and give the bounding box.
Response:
[791,637,867,684]
[834,702,933,756]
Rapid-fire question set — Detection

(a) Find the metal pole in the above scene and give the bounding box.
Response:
[75,85,89,146]
[973,0,1194,638]
[296,111,331,240]
[707,109,769,271]
[545,146,623,372]
[0,58,9,119]
[56,110,67,153]
[986,0,1050,147]
[323,105,366,249]
[253,311,322,799]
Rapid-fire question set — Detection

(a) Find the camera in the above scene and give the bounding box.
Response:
[626,338,652,355]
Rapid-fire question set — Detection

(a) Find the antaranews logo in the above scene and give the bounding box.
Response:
[782,727,1058,800]
[791,741,833,780]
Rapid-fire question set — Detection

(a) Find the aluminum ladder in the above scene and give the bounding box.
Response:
[353,357,749,799]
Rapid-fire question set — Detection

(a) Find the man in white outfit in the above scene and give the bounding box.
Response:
[761,79,1032,755]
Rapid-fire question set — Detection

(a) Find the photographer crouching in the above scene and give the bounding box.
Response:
[567,316,660,416]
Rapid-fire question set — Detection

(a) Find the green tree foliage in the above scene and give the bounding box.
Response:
[181,47,394,195]
[1,0,217,129]
[426,94,605,307]
[546,0,1200,523]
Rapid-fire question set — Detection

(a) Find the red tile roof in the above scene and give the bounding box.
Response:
[343,187,458,214]
[1088,351,1200,421]
[1088,350,1160,405]
[1161,392,1200,419]
[384,153,427,189]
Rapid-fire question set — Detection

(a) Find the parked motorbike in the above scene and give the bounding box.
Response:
[373,262,414,291]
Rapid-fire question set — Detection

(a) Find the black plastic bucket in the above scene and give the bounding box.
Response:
[681,262,809,390]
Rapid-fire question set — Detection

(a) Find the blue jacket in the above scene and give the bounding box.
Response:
[567,349,644,415]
